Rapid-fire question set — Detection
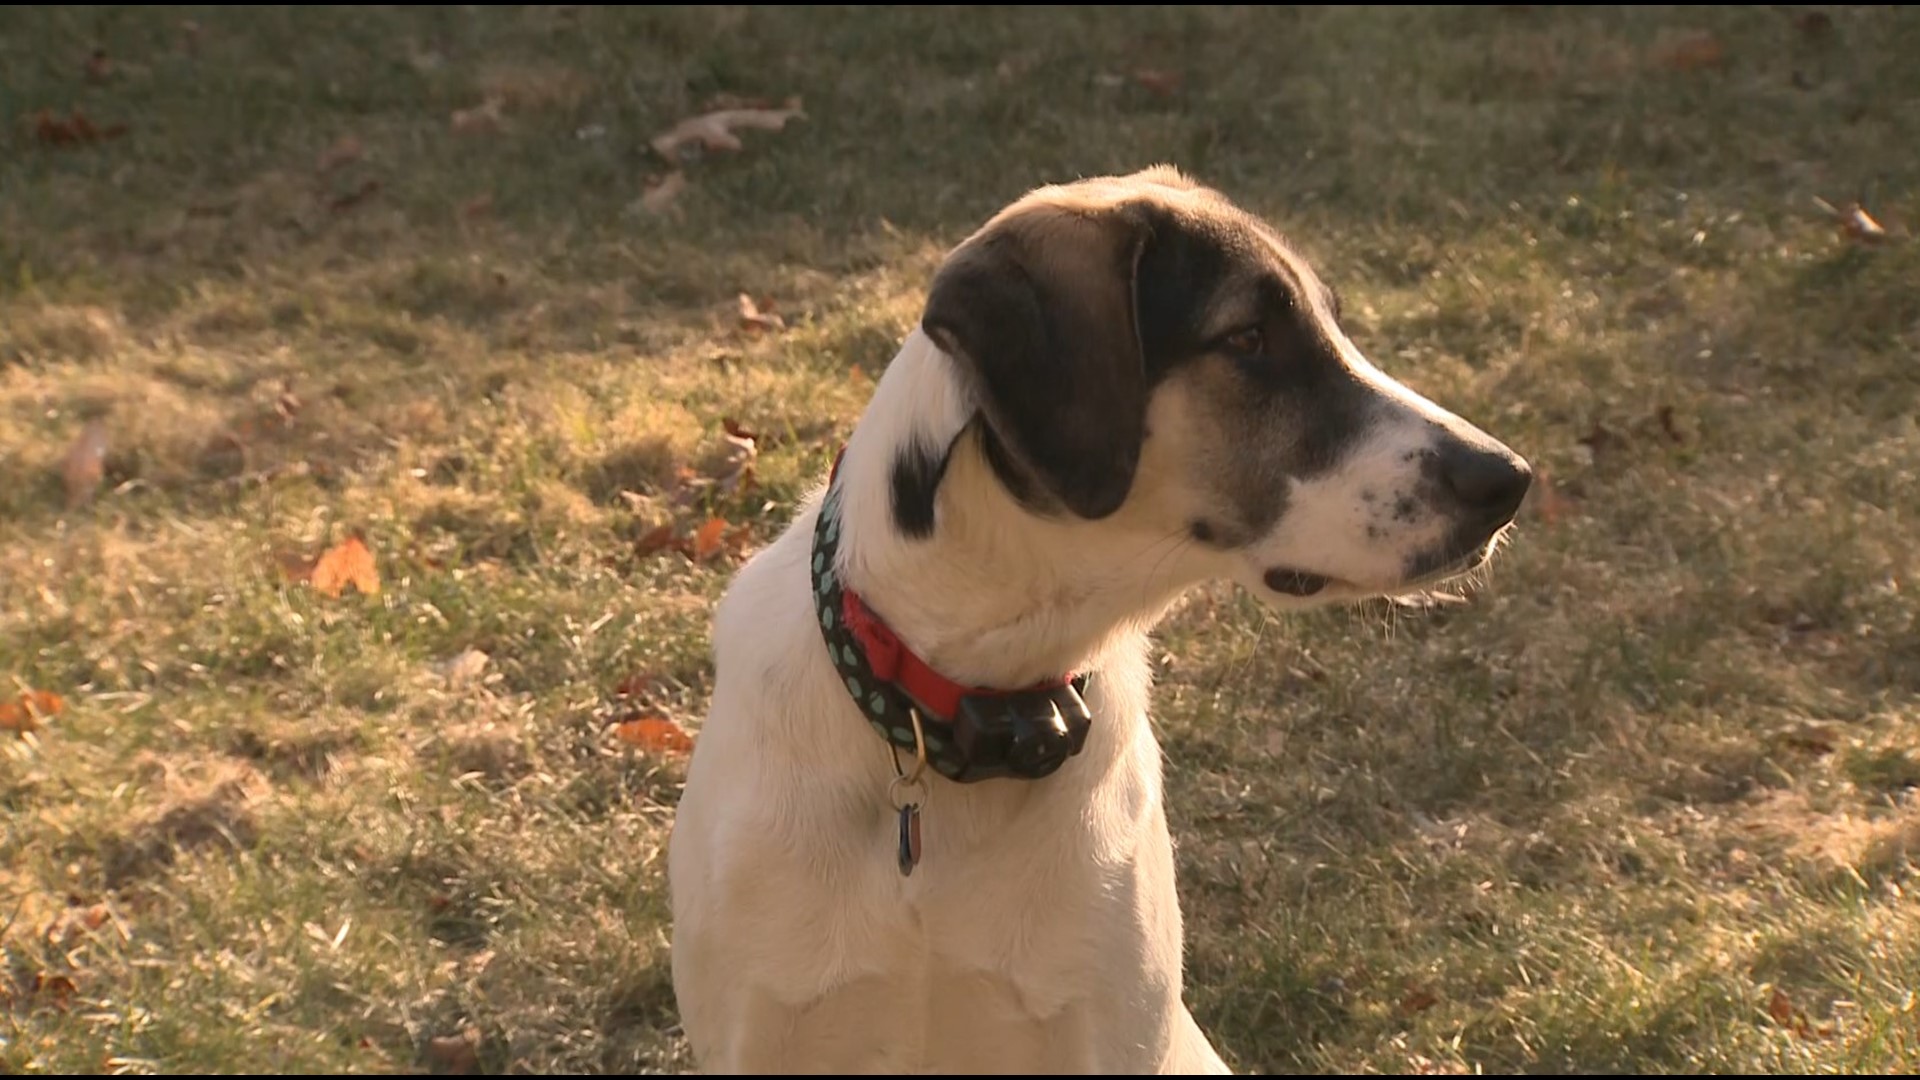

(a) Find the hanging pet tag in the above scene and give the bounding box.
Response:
[896,802,923,876]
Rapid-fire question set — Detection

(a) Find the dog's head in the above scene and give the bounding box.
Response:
[921,166,1530,606]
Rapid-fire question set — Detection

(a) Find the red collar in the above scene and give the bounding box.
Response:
[839,587,1078,720]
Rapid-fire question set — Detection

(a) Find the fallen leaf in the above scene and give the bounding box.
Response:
[613,673,656,698]
[1777,720,1842,755]
[1768,986,1795,1024]
[31,107,127,147]
[1654,404,1686,444]
[1574,421,1623,466]
[83,48,113,84]
[737,293,785,333]
[328,179,381,213]
[424,1029,480,1075]
[639,171,686,215]
[1532,466,1568,528]
[450,98,504,135]
[291,534,382,598]
[612,712,694,754]
[80,903,110,931]
[1653,30,1726,72]
[30,972,77,1008]
[1839,204,1887,244]
[721,417,759,442]
[316,134,364,173]
[722,522,755,559]
[1399,985,1441,1016]
[0,690,65,733]
[633,523,686,558]
[62,419,109,508]
[1131,68,1183,96]
[433,649,490,686]
[650,97,805,161]
[1794,11,1834,38]
[691,516,729,561]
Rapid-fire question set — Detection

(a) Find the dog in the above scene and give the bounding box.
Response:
[668,166,1531,1073]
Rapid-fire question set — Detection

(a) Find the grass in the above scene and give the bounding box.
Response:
[3,5,1918,1073]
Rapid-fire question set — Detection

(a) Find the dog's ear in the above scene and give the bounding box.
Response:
[921,205,1150,520]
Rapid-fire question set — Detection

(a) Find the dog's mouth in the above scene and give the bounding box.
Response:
[1261,567,1331,597]
[1261,529,1509,601]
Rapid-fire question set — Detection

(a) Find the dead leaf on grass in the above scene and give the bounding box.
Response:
[650,97,805,161]
[1399,985,1441,1016]
[82,48,113,84]
[737,292,785,333]
[633,522,688,558]
[638,171,687,215]
[31,107,127,147]
[1532,466,1570,528]
[450,98,504,136]
[283,534,382,598]
[425,1029,480,1075]
[316,134,364,173]
[1813,197,1889,244]
[328,178,382,213]
[61,419,109,508]
[691,516,729,561]
[433,648,490,686]
[612,712,695,754]
[1652,30,1726,72]
[1131,68,1183,96]
[0,690,65,733]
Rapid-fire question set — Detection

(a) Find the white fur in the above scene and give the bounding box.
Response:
[670,331,1232,1073]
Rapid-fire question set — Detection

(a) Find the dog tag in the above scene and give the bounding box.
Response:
[896,802,922,876]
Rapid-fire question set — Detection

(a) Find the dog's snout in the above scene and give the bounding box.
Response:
[1436,440,1531,524]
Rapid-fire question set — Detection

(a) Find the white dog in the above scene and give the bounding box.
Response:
[668,167,1530,1073]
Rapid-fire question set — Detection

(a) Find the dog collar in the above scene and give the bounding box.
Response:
[810,451,1091,783]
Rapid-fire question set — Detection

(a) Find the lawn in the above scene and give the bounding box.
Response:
[3,5,1918,1074]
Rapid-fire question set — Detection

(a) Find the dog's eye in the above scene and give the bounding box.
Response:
[1221,327,1264,356]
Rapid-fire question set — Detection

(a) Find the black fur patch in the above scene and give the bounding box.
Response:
[888,436,955,539]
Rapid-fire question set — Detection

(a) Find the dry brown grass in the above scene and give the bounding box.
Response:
[3,5,1918,1073]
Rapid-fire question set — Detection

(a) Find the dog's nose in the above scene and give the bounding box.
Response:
[1437,440,1531,524]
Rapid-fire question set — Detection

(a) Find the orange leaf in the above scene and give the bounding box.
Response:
[1399,985,1441,1016]
[613,673,656,698]
[634,523,685,558]
[1768,986,1796,1024]
[737,293,785,333]
[650,98,805,160]
[31,107,126,147]
[307,534,381,598]
[450,98,504,136]
[1839,204,1888,244]
[691,517,729,561]
[612,713,694,754]
[61,419,109,509]
[639,171,686,215]
[0,690,64,733]
[328,178,381,213]
[83,48,113,84]
[1131,68,1183,96]
[424,1030,480,1075]
[316,134,364,173]
[1653,31,1725,72]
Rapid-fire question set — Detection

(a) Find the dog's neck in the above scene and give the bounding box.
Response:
[830,330,1195,692]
